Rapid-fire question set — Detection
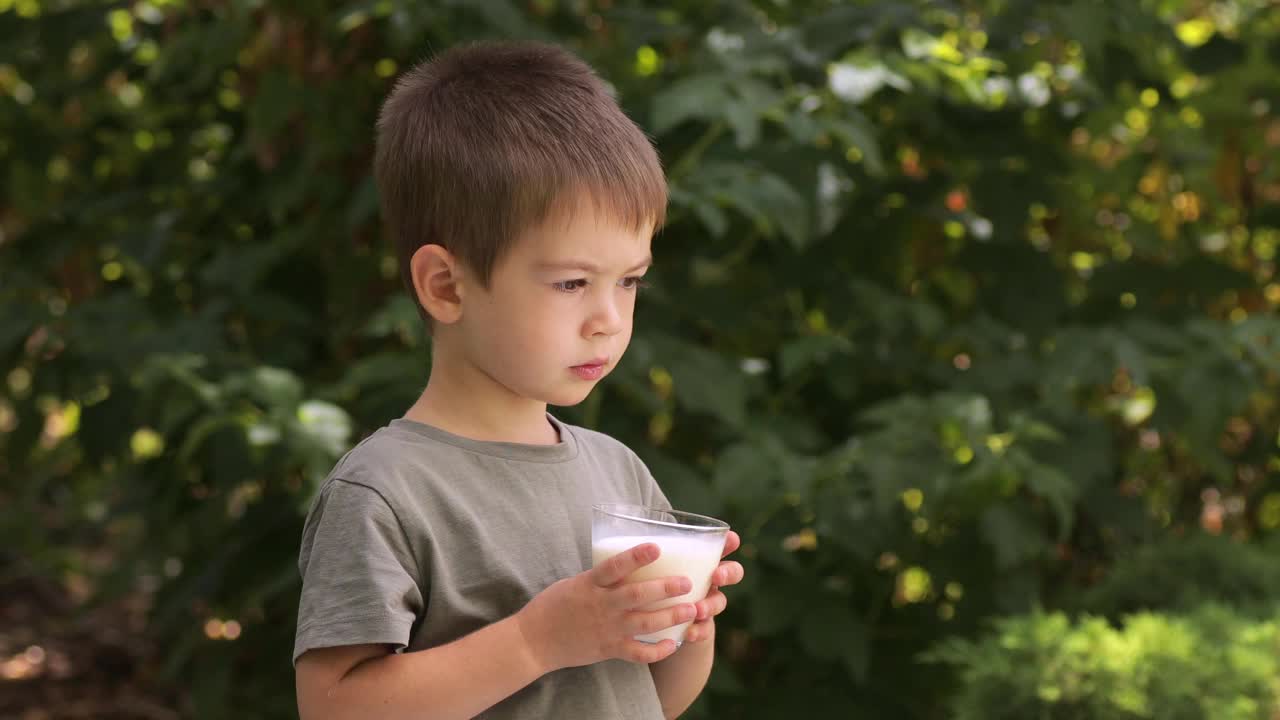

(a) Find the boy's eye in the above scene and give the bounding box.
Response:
[619,276,650,290]
[553,279,589,292]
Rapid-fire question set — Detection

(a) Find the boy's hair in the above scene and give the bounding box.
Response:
[374,41,667,314]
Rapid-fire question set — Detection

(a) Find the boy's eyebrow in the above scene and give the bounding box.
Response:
[537,256,653,273]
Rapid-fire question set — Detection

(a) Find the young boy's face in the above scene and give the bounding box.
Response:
[457,197,653,408]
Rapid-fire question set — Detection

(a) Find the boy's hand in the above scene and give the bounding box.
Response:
[681,531,744,644]
[515,543,697,672]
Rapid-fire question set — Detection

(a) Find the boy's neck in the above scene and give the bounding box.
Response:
[403,354,560,446]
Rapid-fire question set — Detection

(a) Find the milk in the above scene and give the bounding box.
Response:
[591,534,724,644]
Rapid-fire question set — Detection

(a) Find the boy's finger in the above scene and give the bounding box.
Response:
[626,639,679,664]
[695,589,726,620]
[713,561,744,587]
[592,543,660,587]
[683,619,712,643]
[613,575,692,610]
[721,531,741,558]
[626,603,696,636]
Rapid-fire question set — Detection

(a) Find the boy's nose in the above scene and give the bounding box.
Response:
[585,295,625,337]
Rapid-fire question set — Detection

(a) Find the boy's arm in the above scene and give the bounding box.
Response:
[296,543,696,720]
[648,623,715,719]
[296,614,543,720]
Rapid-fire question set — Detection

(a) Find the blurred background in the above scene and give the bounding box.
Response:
[3,0,1280,718]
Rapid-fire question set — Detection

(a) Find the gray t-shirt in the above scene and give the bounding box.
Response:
[294,414,670,719]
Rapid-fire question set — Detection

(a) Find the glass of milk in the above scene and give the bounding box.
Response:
[591,503,730,646]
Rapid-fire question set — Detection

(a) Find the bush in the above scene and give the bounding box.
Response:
[1072,533,1280,619]
[926,605,1280,720]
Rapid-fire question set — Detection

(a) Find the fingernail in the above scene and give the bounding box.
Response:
[679,578,692,593]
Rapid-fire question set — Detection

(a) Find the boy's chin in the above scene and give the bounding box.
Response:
[545,385,597,408]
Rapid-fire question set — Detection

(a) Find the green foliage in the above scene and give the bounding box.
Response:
[3,0,1280,717]
[926,606,1280,720]
[1072,532,1280,618]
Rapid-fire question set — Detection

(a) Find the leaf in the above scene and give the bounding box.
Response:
[650,73,731,135]
[684,163,811,248]
[177,414,240,463]
[293,400,353,457]
[669,186,728,237]
[363,295,424,342]
[778,452,818,496]
[751,173,810,249]
[658,336,748,426]
[243,366,304,408]
[799,599,869,682]
[712,443,772,506]
[338,351,423,391]
[750,581,802,636]
[247,70,300,137]
[345,175,380,230]
[0,308,32,359]
[779,334,854,379]
[467,0,547,38]
[724,99,761,149]
[1019,459,1077,542]
[706,660,745,695]
[642,450,722,517]
[731,77,781,112]
[692,200,729,238]
[821,114,885,175]
[980,502,1048,569]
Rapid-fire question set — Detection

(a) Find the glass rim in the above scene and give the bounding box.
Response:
[592,503,729,533]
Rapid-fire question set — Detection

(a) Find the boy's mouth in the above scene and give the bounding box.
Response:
[570,358,609,381]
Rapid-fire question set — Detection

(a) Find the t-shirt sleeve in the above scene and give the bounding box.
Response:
[293,478,425,664]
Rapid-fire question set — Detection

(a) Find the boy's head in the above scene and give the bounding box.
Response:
[375,41,667,301]
[374,42,666,407]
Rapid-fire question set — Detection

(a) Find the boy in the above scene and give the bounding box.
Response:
[292,41,744,720]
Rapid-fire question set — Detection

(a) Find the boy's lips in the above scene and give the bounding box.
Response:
[570,358,609,380]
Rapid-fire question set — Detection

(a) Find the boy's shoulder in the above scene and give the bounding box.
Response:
[560,420,652,473]
[562,421,636,457]
[314,422,449,505]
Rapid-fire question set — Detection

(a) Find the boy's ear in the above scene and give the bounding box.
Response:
[409,244,465,325]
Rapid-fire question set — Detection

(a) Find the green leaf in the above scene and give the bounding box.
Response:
[243,366,304,408]
[751,173,810,249]
[799,599,869,681]
[658,336,748,426]
[651,73,731,135]
[670,187,728,238]
[750,580,802,636]
[821,114,885,175]
[779,334,854,379]
[1019,460,1076,542]
[713,443,772,506]
[642,450,723,517]
[706,659,745,695]
[724,99,761,149]
[247,70,300,137]
[980,502,1048,569]
[293,400,353,457]
[690,163,811,249]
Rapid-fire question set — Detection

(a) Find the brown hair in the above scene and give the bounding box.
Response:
[374,41,667,315]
